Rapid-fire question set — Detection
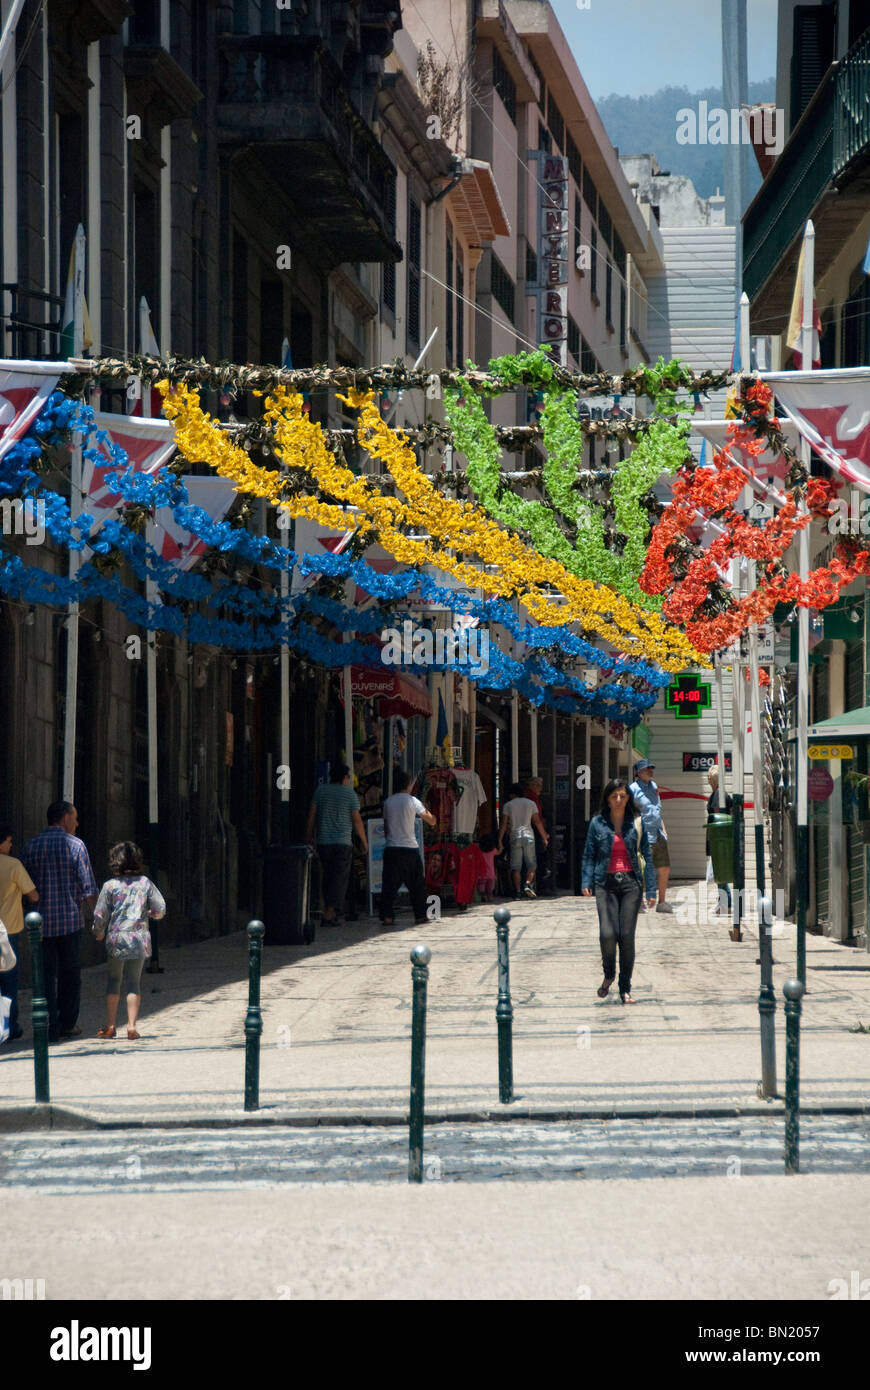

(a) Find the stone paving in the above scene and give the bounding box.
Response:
[1,882,868,1124]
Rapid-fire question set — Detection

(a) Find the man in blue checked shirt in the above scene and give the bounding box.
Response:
[22,801,98,1043]
[629,760,673,914]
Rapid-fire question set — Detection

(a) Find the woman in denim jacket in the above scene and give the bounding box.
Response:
[581,779,643,1004]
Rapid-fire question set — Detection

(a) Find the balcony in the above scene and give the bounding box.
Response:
[216,36,402,269]
[744,27,870,325]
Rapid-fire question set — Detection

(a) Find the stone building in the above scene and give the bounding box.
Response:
[0,0,408,946]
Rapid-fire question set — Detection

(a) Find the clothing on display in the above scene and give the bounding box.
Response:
[452,768,486,837]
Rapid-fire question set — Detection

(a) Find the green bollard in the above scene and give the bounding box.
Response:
[731,793,745,940]
[244,920,265,1112]
[494,907,514,1104]
[408,944,431,1184]
[757,895,777,1099]
[783,978,805,1174]
[26,912,49,1104]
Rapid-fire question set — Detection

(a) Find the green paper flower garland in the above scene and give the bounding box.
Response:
[444,354,692,612]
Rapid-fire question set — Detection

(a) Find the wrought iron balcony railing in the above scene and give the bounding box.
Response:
[744,27,870,304]
[216,35,400,266]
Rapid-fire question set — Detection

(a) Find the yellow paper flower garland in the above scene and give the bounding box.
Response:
[158,380,705,670]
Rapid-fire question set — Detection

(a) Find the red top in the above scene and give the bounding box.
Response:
[608,833,633,873]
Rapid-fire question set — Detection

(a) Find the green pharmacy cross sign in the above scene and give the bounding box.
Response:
[665,674,711,720]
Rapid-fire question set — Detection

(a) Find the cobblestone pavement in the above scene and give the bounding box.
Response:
[2,1115,869,1191]
[1,883,868,1121]
[3,1174,869,1301]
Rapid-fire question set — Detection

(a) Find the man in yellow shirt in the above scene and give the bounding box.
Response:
[0,823,39,1041]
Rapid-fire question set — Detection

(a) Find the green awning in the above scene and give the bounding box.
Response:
[808,707,870,738]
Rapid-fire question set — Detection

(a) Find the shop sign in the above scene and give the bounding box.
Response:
[808,744,853,760]
[532,153,568,363]
[808,768,834,802]
[683,752,732,773]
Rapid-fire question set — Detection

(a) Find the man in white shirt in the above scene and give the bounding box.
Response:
[498,782,549,899]
[380,770,436,926]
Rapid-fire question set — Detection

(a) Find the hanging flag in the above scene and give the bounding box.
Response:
[762,368,870,493]
[59,234,93,358]
[132,300,164,417]
[436,688,453,766]
[785,242,821,368]
[84,413,177,513]
[152,476,236,571]
[0,361,66,461]
[724,309,743,417]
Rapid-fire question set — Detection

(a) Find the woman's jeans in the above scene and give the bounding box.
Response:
[594,874,642,995]
[640,829,656,899]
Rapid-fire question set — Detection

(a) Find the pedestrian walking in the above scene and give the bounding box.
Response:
[21,801,98,1043]
[0,822,39,1042]
[581,779,644,1004]
[706,767,733,917]
[629,759,672,912]
[92,842,166,1040]
[498,782,549,899]
[524,776,553,895]
[380,770,436,925]
[305,764,368,925]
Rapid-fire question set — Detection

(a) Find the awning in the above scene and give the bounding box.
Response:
[349,667,432,720]
[808,707,870,739]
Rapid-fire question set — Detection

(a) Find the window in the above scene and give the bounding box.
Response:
[492,47,517,124]
[538,121,551,154]
[620,285,627,352]
[382,176,397,315]
[490,253,515,323]
[790,3,837,131]
[566,131,582,188]
[446,227,454,365]
[547,92,564,151]
[597,199,612,250]
[407,195,421,348]
[580,337,597,374]
[456,249,465,366]
[613,233,626,278]
[574,193,582,272]
[589,222,598,298]
[525,241,538,286]
[567,314,580,364]
[605,261,613,326]
[130,0,160,42]
[583,166,598,223]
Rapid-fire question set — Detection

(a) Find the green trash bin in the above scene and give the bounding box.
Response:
[707,813,733,884]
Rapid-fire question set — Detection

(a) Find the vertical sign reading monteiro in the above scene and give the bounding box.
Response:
[537,154,569,363]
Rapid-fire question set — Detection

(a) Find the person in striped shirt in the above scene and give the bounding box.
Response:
[21,801,98,1043]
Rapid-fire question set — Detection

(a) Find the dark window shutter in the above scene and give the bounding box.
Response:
[790,4,837,129]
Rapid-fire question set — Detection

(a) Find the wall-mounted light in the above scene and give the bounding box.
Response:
[847,606,862,623]
[24,606,35,626]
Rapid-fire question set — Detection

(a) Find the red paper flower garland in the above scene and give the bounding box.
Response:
[639,401,868,655]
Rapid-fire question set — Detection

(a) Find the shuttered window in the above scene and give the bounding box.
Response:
[407,195,421,348]
[790,3,837,130]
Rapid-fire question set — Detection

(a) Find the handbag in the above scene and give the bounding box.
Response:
[633,817,646,878]
[0,920,16,973]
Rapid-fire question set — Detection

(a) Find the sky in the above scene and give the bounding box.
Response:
[553,0,779,100]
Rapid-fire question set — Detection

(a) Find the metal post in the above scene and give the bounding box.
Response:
[26,912,49,1103]
[408,944,431,1183]
[783,977,805,1172]
[795,220,815,986]
[758,894,777,1099]
[731,607,746,941]
[494,906,514,1103]
[244,920,265,1112]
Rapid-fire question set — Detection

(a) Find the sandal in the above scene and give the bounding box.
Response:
[126,1029,140,1040]
[597,977,615,998]
[97,1026,116,1038]
[620,993,635,1005]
